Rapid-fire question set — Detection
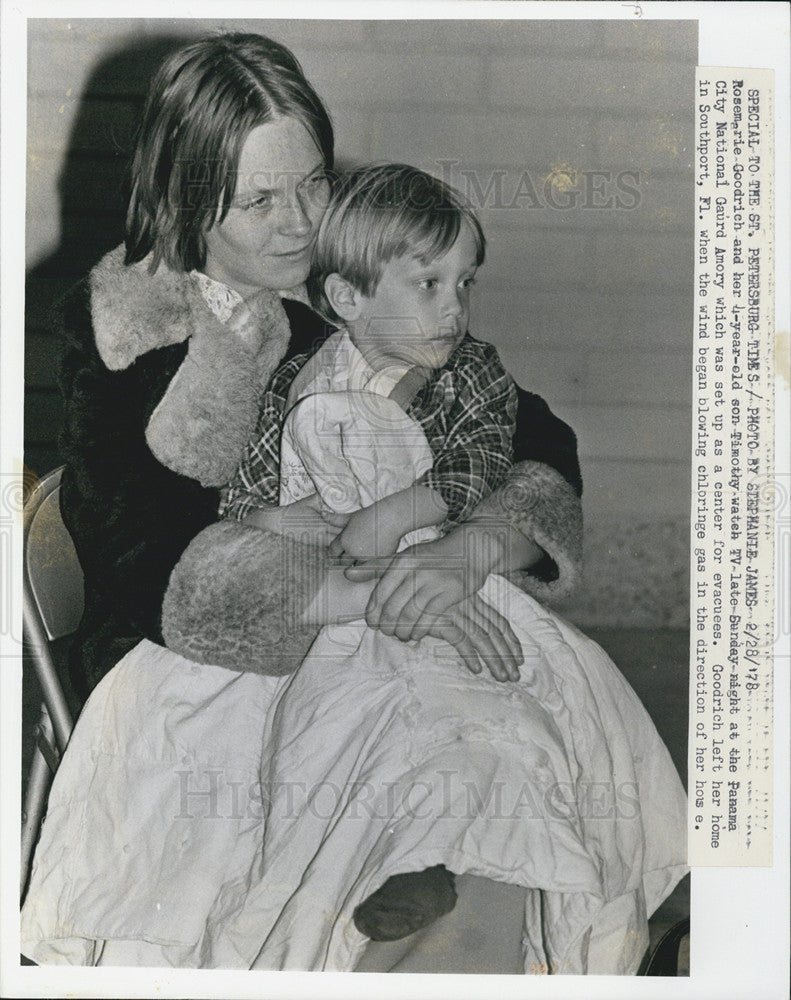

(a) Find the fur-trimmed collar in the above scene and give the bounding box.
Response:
[88,244,296,487]
[89,244,293,371]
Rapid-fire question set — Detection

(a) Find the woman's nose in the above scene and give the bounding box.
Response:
[277,194,313,237]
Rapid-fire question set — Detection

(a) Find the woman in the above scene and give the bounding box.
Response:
[21,34,684,973]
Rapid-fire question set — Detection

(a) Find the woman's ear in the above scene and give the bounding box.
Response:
[324,273,364,322]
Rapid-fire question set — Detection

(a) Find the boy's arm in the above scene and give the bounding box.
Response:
[332,342,516,559]
[420,340,517,527]
[327,480,448,561]
[219,353,309,520]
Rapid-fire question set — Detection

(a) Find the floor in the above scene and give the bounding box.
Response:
[20,627,690,973]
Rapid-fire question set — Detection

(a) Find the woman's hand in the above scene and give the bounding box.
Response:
[345,526,523,682]
[422,593,522,682]
[244,494,348,548]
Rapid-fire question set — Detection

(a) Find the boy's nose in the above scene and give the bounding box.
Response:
[442,288,465,317]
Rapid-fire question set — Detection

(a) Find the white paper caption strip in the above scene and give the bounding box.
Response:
[689,67,775,866]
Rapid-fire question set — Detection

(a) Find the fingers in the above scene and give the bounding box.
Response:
[333,551,357,567]
[426,618,483,675]
[406,590,459,642]
[343,556,391,582]
[456,598,519,682]
[321,509,351,528]
[287,519,341,550]
[366,569,417,635]
[466,595,522,680]
[420,597,522,683]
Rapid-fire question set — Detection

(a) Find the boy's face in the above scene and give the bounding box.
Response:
[349,222,479,371]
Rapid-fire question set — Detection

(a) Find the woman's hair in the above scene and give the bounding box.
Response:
[125,33,334,272]
[308,163,485,323]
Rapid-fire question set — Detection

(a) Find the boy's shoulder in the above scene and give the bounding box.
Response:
[447,333,511,380]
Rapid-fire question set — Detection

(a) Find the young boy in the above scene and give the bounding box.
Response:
[223,163,518,597]
[218,163,521,943]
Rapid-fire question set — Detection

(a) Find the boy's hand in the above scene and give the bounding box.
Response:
[326,502,403,563]
[245,494,345,549]
[325,483,447,564]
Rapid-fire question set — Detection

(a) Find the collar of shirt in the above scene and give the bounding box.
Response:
[297,329,412,399]
[191,270,310,324]
[334,331,412,397]
[191,271,243,324]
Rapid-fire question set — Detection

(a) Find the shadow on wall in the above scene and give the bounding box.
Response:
[25,31,361,484]
[25,34,193,482]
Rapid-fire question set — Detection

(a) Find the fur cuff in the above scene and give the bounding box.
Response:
[491,460,583,601]
[161,521,329,675]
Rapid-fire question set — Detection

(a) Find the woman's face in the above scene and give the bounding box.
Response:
[203,117,330,297]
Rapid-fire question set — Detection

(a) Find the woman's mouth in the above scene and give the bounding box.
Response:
[272,245,312,259]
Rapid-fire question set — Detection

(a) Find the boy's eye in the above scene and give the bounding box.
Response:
[418,278,438,290]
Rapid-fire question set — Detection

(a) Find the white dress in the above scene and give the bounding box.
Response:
[21,333,687,974]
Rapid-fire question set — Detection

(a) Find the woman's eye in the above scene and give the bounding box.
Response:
[300,173,331,198]
[246,194,274,212]
[461,277,476,289]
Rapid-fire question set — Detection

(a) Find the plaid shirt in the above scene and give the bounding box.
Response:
[220,334,518,528]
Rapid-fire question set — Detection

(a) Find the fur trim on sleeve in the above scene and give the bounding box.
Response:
[161,521,329,675]
[489,460,583,601]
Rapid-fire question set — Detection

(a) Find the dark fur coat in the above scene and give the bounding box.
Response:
[57,245,583,697]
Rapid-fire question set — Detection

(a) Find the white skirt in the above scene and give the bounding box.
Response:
[21,578,686,973]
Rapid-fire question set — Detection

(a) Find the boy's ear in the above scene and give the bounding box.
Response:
[324,273,364,322]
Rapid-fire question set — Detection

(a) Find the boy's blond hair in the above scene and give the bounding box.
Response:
[308,163,485,323]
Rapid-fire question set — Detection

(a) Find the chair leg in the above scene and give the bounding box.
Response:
[20,706,58,901]
[640,917,691,976]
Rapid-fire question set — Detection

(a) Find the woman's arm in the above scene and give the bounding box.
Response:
[161,384,582,678]
[57,284,222,694]
[344,381,584,656]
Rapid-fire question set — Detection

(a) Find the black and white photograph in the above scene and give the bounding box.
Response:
[1,3,788,998]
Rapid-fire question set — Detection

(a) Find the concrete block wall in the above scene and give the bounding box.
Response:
[25,17,697,628]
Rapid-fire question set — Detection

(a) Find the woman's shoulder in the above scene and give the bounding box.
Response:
[55,250,192,397]
[55,245,194,369]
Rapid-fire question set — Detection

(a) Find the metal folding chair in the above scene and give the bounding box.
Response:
[21,466,83,899]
